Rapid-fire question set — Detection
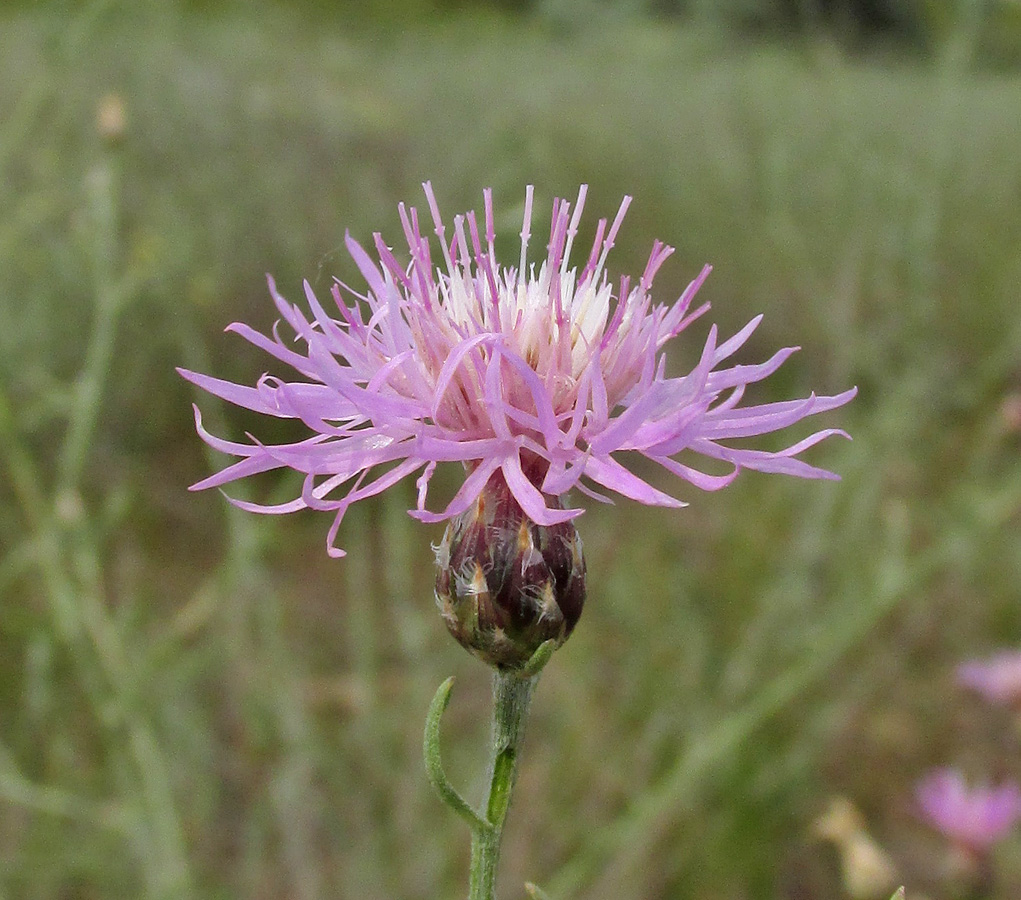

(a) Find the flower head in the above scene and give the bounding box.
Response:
[179,184,856,557]
[916,768,1021,854]
[957,651,1021,709]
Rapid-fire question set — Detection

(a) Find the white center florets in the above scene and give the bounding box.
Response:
[438,264,617,393]
[411,183,661,439]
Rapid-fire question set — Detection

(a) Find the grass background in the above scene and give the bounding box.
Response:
[1,1,1020,897]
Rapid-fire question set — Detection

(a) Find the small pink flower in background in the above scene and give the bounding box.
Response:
[957,651,1021,708]
[916,768,1021,854]
[180,184,856,557]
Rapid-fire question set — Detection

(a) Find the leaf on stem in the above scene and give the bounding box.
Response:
[423,676,491,834]
[520,639,558,678]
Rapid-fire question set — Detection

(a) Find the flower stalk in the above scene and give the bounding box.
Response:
[470,669,536,900]
[425,642,555,900]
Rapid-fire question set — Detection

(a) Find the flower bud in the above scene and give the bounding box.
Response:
[434,470,585,670]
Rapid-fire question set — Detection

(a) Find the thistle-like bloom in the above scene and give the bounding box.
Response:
[916,769,1021,854]
[179,184,856,557]
[957,651,1021,709]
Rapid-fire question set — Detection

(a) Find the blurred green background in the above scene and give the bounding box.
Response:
[2,0,1020,897]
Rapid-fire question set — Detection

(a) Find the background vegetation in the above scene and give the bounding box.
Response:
[1,0,1019,897]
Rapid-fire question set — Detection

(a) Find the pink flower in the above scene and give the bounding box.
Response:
[916,769,1021,853]
[180,184,856,557]
[957,651,1021,708]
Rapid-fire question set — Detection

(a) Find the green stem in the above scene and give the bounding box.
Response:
[425,644,554,898]
[469,669,537,900]
[57,154,122,494]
